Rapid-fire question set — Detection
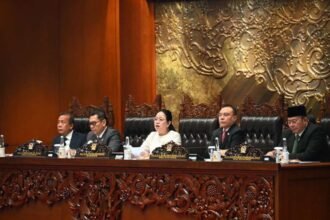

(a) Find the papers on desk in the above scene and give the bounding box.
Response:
[189,155,197,161]
[289,159,320,163]
[131,147,142,157]
[115,155,124,160]
[115,147,142,160]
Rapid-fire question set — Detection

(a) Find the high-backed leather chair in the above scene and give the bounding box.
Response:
[124,95,163,147]
[240,116,283,153]
[179,94,221,158]
[69,97,115,134]
[239,96,285,153]
[72,117,90,134]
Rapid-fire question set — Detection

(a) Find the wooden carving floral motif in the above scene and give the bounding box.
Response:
[0,170,72,207]
[69,96,115,127]
[179,94,222,119]
[240,95,287,120]
[125,94,164,117]
[0,169,274,219]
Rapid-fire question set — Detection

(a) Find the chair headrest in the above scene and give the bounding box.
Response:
[73,117,90,134]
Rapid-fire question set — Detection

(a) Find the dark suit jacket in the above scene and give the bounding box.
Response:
[52,131,86,149]
[211,124,245,149]
[86,127,122,152]
[282,123,328,161]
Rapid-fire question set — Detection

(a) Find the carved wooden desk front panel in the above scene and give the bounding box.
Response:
[2,158,328,220]
[0,158,276,220]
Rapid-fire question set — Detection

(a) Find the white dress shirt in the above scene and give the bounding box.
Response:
[141,130,182,154]
[65,130,73,147]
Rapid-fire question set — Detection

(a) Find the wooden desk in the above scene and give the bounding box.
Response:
[0,158,329,220]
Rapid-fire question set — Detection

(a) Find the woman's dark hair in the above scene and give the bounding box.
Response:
[159,109,176,131]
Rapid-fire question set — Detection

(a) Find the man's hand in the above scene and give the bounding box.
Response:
[265,150,276,158]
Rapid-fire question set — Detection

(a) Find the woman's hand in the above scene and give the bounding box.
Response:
[139,150,150,159]
[220,149,227,157]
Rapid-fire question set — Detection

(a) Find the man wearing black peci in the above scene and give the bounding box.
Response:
[267,105,329,161]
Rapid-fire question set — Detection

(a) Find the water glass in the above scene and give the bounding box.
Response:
[274,147,283,163]
[208,146,215,159]
[53,144,60,156]
[124,149,132,160]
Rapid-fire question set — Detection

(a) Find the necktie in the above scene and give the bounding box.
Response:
[60,136,67,146]
[292,135,299,153]
[221,129,226,143]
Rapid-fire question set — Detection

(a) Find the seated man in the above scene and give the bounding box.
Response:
[52,112,86,149]
[211,104,245,156]
[267,105,328,161]
[86,109,121,152]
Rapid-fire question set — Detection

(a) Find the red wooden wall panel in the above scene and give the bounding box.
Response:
[119,0,156,106]
[0,0,60,147]
[0,0,156,150]
[58,0,122,129]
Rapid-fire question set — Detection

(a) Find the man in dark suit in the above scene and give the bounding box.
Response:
[211,104,244,156]
[52,112,86,149]
[284,105,328,161]
[267,105,329,161]
[86,109,121,152]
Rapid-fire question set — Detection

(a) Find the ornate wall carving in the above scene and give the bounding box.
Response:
[0,170,274,219]
[125,94,164,117]
[155,0,330,118]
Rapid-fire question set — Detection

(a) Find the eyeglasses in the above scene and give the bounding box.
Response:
[89,120,101,126]
[287,117,303,125]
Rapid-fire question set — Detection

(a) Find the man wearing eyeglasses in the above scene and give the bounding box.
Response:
[52,112,86,149]
[86,109,121,152]
[267,105,329,161]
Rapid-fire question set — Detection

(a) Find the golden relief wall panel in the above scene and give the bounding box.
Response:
[155,0,330,119]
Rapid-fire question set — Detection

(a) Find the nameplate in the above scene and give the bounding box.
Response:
[150,154,187,160]
[150,141,188,160]
[14,140,48,157]
[77,152,109,158]
[14,152,45,157]
[224,156,261,161]
[77,142,112,158]
[224,144,264,161]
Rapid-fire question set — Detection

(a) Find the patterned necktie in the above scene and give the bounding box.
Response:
[292,135,299,154]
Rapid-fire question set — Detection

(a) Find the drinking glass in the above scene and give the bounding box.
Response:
[208,146,215,160]
[69,149,77,158]
[53,144,60,156]
[274,146,283,163]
